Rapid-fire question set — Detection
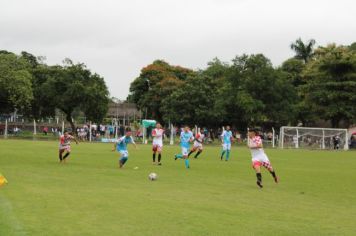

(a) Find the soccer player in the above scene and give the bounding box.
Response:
[59,131,78,163]
[174,126,194,168]
[112,129,137,168]
[188,129,205,159]
[220,126,233,161]
[152,123,164,165]
[248,128,279,188]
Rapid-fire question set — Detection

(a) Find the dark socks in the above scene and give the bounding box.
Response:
[256,173,263,188]
[270,170,278,183]
[63,153,70,160]
[256,173,262,182]
[158,154,161,163]
[153,153,156,162]
[188,151,194,157]
[194,151,202,158]
[59,153,63,161]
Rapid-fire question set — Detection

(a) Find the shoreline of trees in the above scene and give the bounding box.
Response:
[1,39,355,132]
[128,40,356,129]
[0,51,110,132]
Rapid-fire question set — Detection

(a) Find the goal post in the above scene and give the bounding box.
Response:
[279,126,349,150]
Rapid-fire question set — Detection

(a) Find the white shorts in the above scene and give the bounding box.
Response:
[252,153,270,163]
[153,140,163,147]
[222,143,231,151]
[193,141,203,150]
[181,147,189,156]
[59,145,71,152]
[152,141,163,152]
[119,150,129,158]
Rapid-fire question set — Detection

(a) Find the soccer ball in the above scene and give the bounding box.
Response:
[148,173,158,181]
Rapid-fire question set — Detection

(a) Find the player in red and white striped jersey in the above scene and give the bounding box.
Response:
[152,123,164,165]
[188,130,205,159]
[248,128,278,188]
[59,131,78,163]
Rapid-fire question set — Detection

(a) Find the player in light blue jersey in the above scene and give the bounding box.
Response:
[174,126,194,168]
[112,128,137,168]
[220,126,234,161]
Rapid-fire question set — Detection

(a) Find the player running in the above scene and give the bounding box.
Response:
[59,131,78,163]
[174,126,194,168]
[152,123,164,165]
[220,126,233,161]
[248,128,279,188]
[188,129,205,159]
[112,128,137,168]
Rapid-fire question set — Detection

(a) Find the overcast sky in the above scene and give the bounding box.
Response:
[1,0,355,99]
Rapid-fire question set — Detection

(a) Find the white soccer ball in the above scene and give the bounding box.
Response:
[148,172,158,181]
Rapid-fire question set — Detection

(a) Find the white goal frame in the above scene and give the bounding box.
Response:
[279,126,349,150]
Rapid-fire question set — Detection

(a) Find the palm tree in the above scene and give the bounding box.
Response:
[290,38,316,63]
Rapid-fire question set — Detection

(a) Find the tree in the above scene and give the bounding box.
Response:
[21,51,39,68]
[349,42,356,51]
[290,38,316,63]
[302,44,356,127]
[216,54,297,128]
[0,53,33,114]
[37,62,110,132]
[128,60,195,122]
[29,65,57,119]
[280,58,317,125]
[161,74,218,126]
[281,58,305,86]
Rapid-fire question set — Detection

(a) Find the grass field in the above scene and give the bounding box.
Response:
[0,139,355,236]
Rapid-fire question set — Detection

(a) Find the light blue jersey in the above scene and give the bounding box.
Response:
[180,131,193,149]
[116,136,134,151]
[221,130,233,144]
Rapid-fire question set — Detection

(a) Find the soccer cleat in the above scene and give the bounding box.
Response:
[256,181,263,188]
[158,162,162,166]
[174,155,178,160]
[274,176,279,183]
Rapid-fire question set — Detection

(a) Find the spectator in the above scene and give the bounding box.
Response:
[333,135,340,150]
[43,126,48,135]
[14,126,19,135]
[235,131,241,143]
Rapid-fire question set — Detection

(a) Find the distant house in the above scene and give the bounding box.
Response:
[107,101,142,120]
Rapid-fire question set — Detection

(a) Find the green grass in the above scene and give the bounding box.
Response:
[0,140,355,236]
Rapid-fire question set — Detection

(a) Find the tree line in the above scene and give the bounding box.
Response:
[0,51,110,132]
[128,39,356,129]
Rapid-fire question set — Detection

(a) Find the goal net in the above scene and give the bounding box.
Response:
[279,126,348,150]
